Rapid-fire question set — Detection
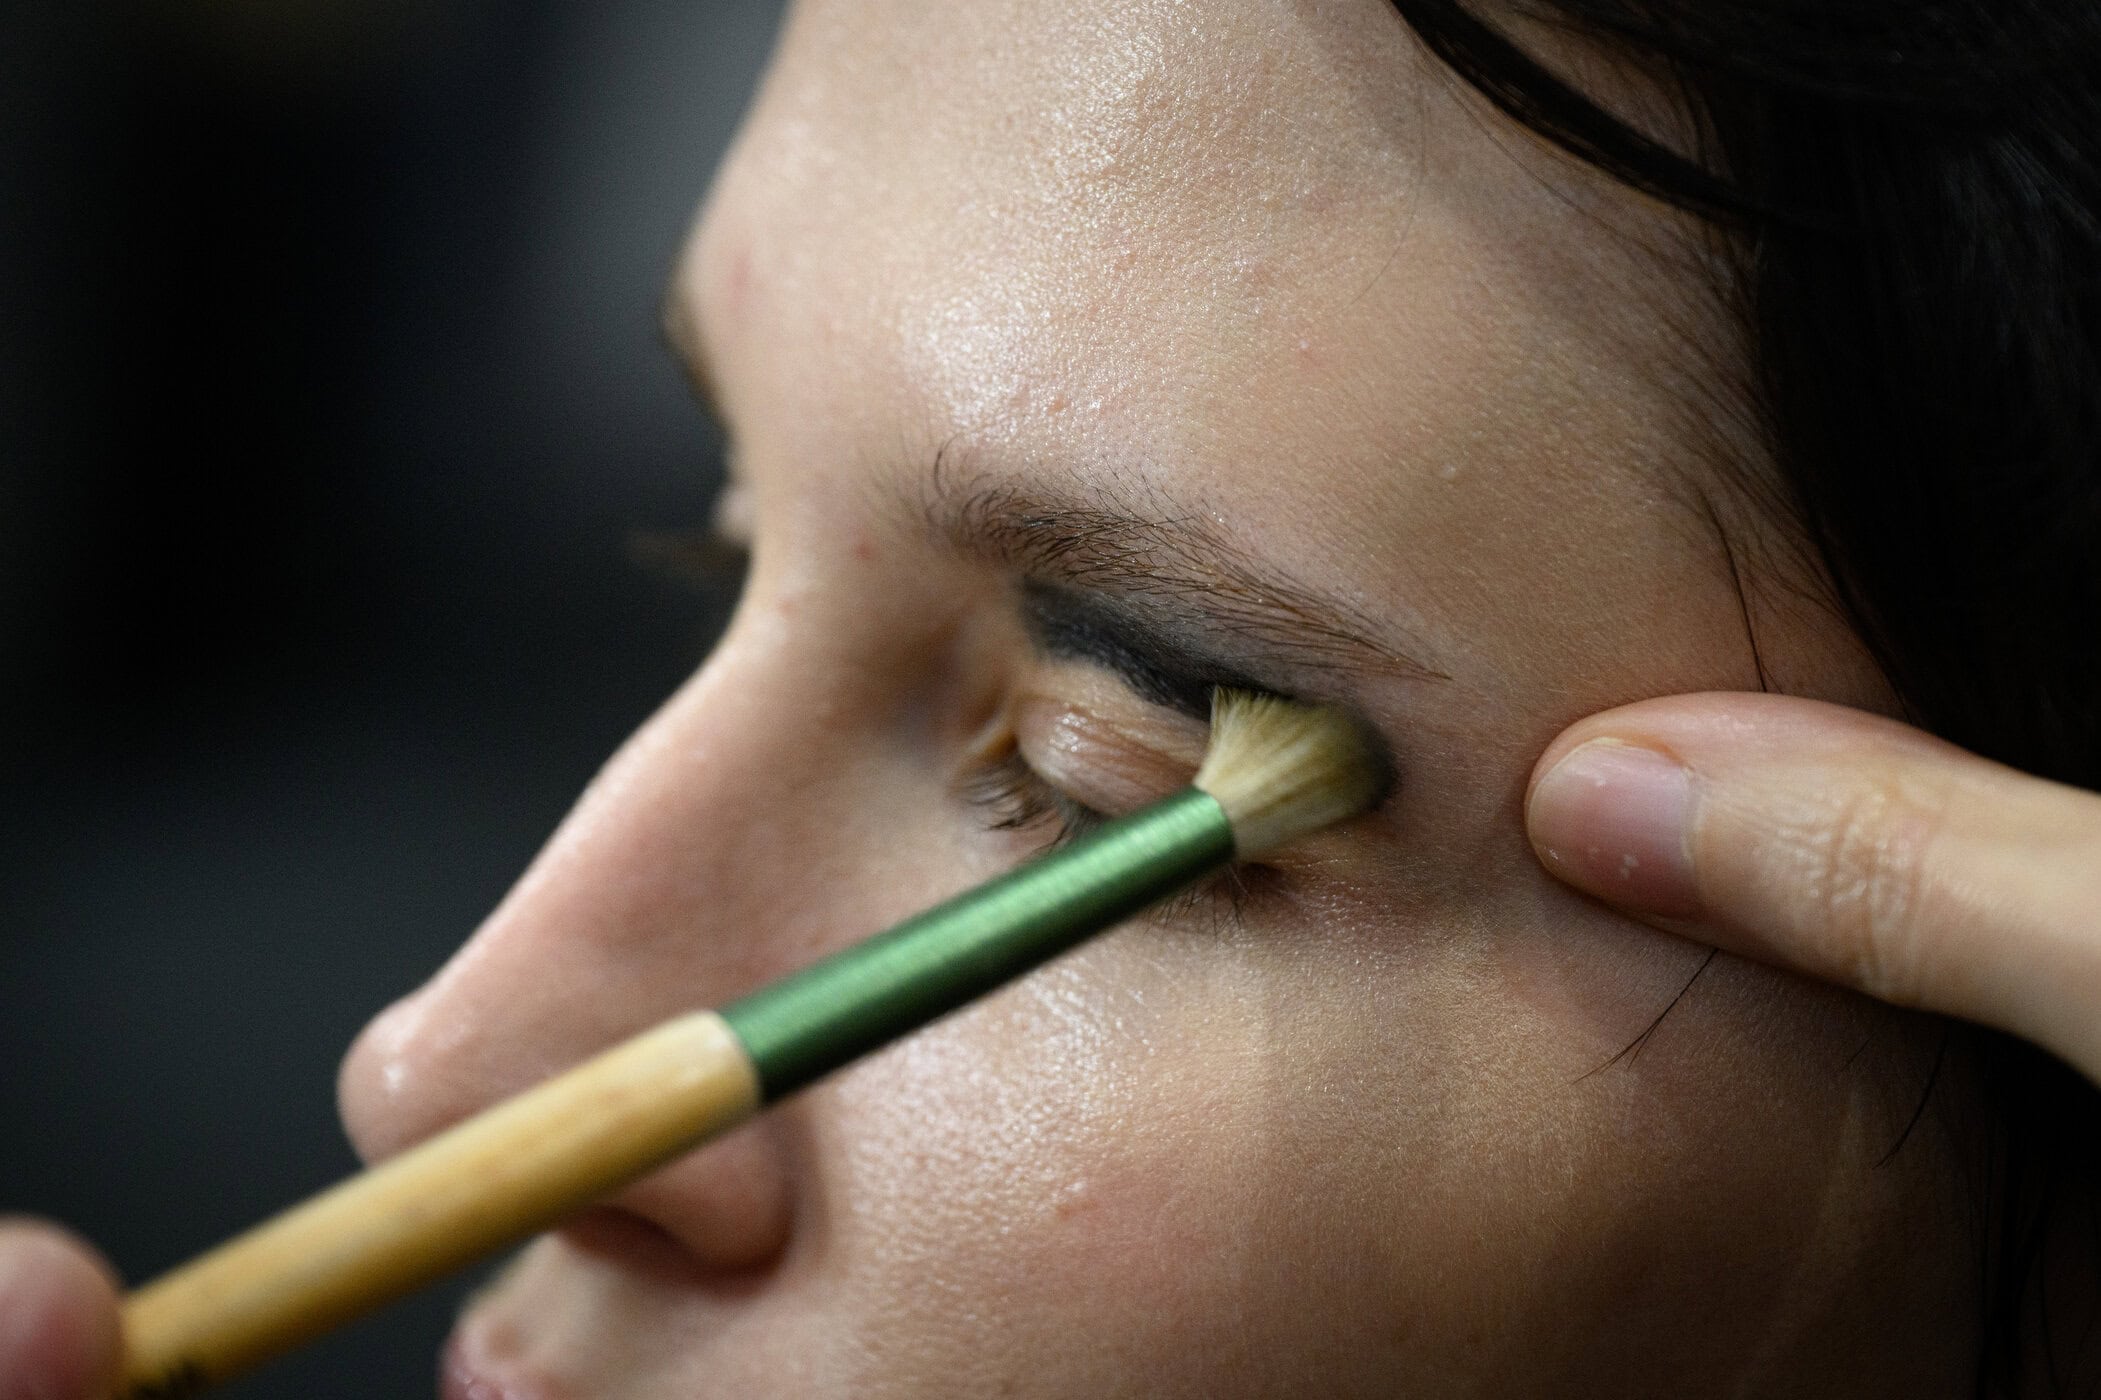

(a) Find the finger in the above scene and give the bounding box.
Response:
[0,1219,122,1400]
[1524,693,2101,1080]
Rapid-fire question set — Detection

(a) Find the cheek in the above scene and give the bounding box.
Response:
[800,914,1702,1391]
[812,934,1395,1388]
[1283,898,1955,1387]
[821,944,1255,1284]
[820,888,1953,1390]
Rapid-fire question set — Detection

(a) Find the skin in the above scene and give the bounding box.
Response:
[340,1,1992,1395]
[0,1221,120,1400]
[32,1,2101,1397]
[329,2,1971,1395]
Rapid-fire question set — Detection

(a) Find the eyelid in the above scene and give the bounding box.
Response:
[1009,690,1204,817]
[1018,683,1386,883]
[1018,580,1264,721]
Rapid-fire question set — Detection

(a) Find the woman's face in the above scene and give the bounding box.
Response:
[340,2,1973,1395]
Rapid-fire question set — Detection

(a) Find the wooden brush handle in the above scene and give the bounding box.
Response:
[116,1010,760,1399]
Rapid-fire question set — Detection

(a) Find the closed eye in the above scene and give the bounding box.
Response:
[953,726,1260,932]
[955,740,1105,848]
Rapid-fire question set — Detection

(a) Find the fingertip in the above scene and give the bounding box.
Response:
[0,1219,123,1400]
[1525,736,1703,918]
[1523,694,1732,816]
[1524,693,1960,905]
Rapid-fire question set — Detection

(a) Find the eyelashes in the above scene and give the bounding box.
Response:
[954,740,1256,931]
[955,742,1106,848]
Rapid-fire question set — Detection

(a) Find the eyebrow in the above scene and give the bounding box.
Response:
[914,454,1448,714]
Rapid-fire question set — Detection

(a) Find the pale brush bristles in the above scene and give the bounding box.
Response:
[1192,690,1392,857]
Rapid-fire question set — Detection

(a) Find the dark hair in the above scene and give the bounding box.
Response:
[1385,2,2101,1395]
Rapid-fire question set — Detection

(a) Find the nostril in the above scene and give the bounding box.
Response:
[589,1119,797,1276]
[557,1208,709,1287]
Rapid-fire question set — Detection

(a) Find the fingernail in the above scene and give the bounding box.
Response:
[1527,739,1699,917]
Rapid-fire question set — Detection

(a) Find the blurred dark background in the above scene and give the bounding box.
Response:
[1,2,785,1393]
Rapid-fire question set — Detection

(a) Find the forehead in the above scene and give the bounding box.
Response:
[687,4,1656,453]
[680,0,1441,427]
[713,0,1426,245]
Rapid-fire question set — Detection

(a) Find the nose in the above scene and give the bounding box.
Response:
[336,595,922,1274]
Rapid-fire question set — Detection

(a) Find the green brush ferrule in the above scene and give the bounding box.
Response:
[720,785,1235,1103]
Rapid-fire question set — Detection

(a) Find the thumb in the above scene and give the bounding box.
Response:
[0,1220,122,1400]
[1524,693,2101,1081]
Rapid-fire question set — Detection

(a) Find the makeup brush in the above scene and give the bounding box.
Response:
[115,690,1390,1399]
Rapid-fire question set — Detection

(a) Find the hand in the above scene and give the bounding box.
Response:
[1524,693,2101,1081]
[0,1220,122,1400]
